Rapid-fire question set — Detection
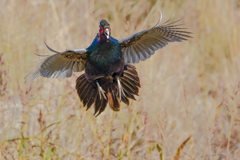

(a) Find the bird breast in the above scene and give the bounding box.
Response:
[88,42,122,69]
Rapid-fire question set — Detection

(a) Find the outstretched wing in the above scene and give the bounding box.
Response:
[25,43,87,82]
[119,17,192,63]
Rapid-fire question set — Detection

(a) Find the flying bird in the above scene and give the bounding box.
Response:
[26,15,192,116]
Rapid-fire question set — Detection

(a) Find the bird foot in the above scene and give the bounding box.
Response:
[117,77,125,101]
[96,81,107,99]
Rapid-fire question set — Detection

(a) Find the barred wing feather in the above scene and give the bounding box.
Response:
[25,43,87,82]
[119,18,192,64]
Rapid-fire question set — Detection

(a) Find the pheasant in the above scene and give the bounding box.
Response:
[26,16,192,116]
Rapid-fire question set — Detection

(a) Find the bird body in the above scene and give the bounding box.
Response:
[85,35,123,82]
[26,16,192,116]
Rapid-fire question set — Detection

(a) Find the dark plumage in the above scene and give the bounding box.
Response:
[26,15,192,116]
[75,64,139,116]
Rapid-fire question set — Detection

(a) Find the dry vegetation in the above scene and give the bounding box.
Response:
[0,0,240,159]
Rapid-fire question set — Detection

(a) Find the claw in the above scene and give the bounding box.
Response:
[117,77,125,101]
[96,81,107,99]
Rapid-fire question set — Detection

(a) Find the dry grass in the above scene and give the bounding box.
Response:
[1,0,240,159]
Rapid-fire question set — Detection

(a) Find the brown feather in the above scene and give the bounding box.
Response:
[82,85,94,106]
[94,95,102,115]
[124,72,140,82]
[121,78,139,93]
[107,86,120,111]
[76,75,86,88]
[76,75,89,100]
[94,95,108,116]
[80,81,92,101]
[122,88,136,100]
[121,81,138,96]
[95,98,108,117]
[74,63,140,116]
[78,81,90,101]
[122,76,140,89]
[86,89,97,110]
[121,94,129,105]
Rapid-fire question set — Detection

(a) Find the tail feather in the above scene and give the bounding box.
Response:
[86,90,97,110]
[125,66,138,75]
[96,99,108,116]
[124,66,140,85]
[123,72,140,86]
[121,78,139,95]
[122,88,136,100]
[123,73,141,87]
[76,75,89,100]
[121,94,129,105]
[81,81,92,100]
[82,86,94,106]
[94,95,108,116]
[76,74,86,87]
[113,84,130,106]
[76,74,85,82]
[76,75,98,110]
[75,64,140,116]
[107,85,120,111]
[121,81,138,96]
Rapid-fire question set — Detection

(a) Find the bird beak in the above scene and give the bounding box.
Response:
[104,29,110,39]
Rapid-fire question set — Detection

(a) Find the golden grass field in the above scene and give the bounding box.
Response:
[1,0,240,159]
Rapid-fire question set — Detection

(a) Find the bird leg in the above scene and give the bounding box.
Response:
[96,81,107,99]
[117,76,125,101]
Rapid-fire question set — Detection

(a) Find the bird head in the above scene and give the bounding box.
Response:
[99,20,111,41]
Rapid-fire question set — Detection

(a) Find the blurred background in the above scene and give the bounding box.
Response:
[1,0,240,159]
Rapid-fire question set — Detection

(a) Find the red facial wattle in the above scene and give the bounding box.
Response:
[99,26,111,35]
